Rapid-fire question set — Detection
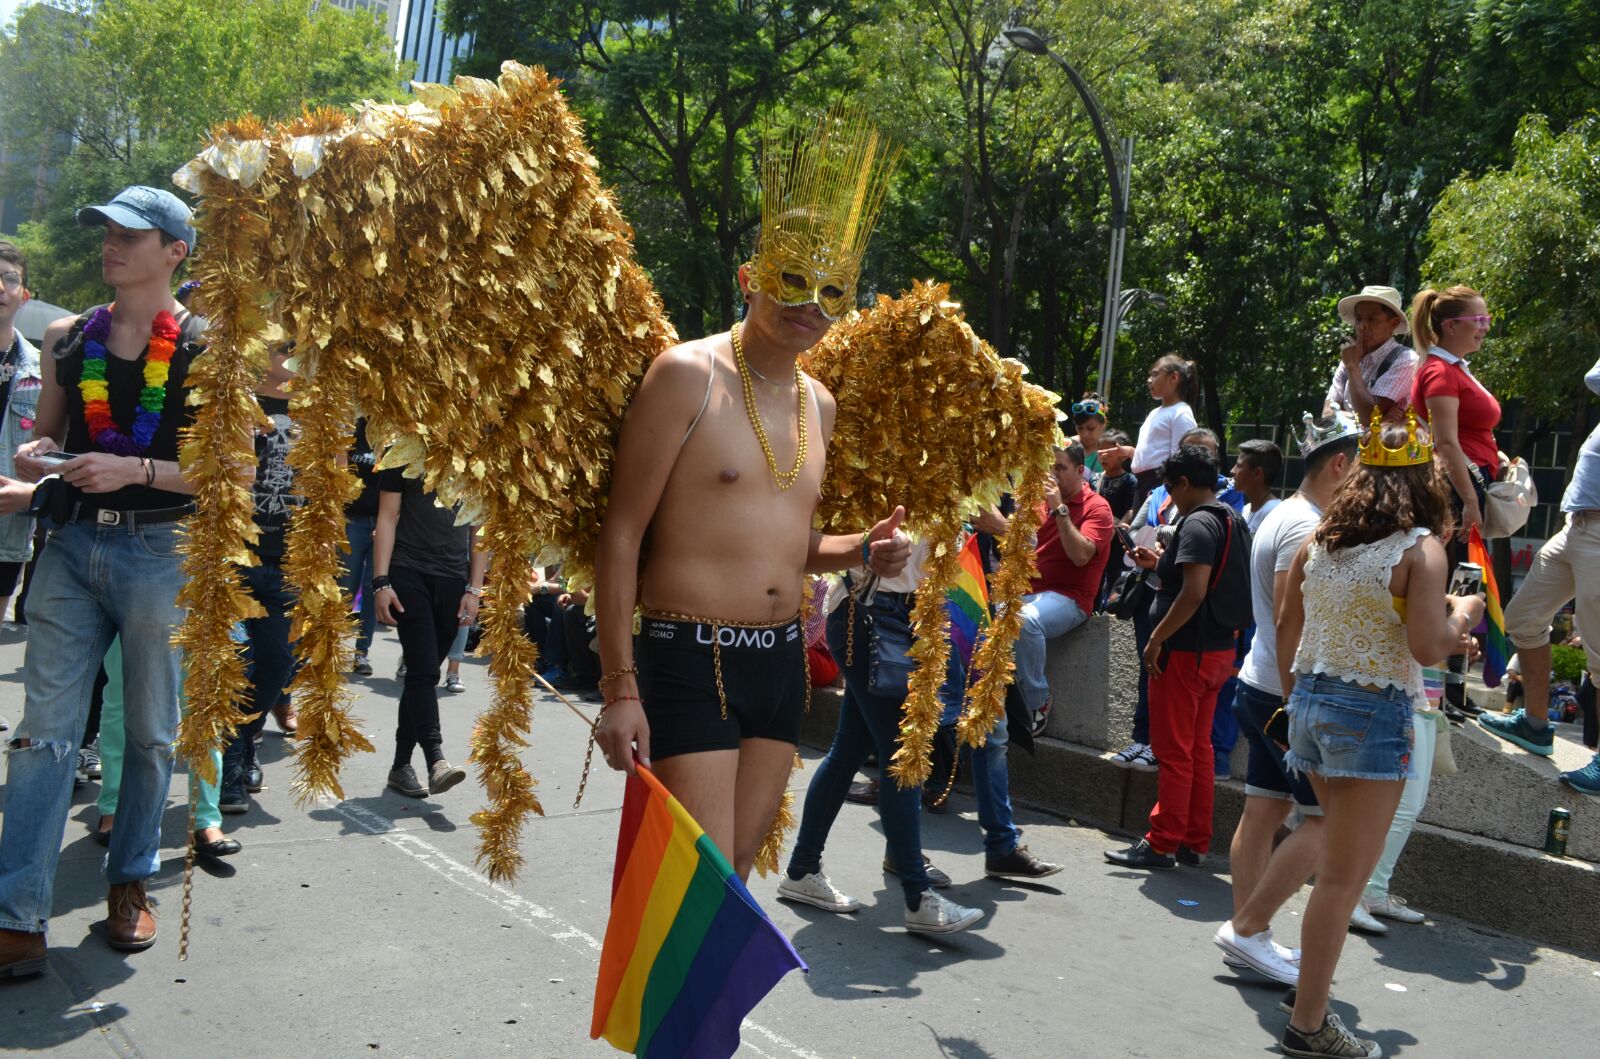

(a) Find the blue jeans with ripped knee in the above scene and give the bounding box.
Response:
[0,520,184,933]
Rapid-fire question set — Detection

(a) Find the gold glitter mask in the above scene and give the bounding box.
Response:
[747,106,900,322]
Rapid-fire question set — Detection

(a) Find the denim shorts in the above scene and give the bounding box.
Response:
[1284,674,1417,782]
[1232,680,1320,811]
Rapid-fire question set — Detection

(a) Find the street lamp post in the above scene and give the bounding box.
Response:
[1116,288,1168,331]
[1003,26,1132,394]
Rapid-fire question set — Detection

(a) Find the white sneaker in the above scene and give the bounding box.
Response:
[905,891,982,935]
[1214,920,1299,985]
[1130,744,1157,771]
[777,871,860,914]
[1348,901,1389,935]
[445,674,466,693]
[1365,894,1425,924]
[1111,742,1148,768]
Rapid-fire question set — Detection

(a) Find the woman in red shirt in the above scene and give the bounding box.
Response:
[1409,285,1501,542]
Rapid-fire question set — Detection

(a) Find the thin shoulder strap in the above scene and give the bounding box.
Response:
[680,343,716,447]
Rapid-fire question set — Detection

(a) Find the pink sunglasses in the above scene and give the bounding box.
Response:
[1444,314,1493,327]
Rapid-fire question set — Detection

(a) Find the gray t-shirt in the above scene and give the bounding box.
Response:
[1238,494,1322,696]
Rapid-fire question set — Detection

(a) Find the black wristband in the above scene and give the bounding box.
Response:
[371,575,393,592]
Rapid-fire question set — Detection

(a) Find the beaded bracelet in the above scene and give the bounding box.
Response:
[598,664,639,689]
[603,694,642,710]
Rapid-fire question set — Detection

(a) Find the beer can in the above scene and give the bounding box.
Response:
[1545,807,1571,857]
[1450,562,1483,598]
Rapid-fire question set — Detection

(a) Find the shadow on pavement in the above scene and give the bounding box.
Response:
[0,931,137,1051]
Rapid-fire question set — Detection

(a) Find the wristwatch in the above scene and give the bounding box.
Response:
[1053,503,1071,519]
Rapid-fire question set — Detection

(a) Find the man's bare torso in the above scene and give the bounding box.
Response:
[639,335,830,624]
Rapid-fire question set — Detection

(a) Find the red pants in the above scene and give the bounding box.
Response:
[1145,648,1235,854]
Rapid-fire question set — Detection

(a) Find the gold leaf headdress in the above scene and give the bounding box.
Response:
[746,105,901,321]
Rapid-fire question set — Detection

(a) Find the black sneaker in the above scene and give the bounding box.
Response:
[1104,838,1176,871]
[1459,695,1486,717]
[1175,844,1208,867]
[1280,1012,1382,1058]
[882,854,951,889]
[352,653,374,677]
[1442,703,1467,725]
[1030,699,1051,738]
[245,765,265,793]
[1278,987,1297,1015]
[985,844,1064,880]
[219,783,250,815]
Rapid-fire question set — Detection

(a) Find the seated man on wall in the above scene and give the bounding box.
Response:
[993,442,1115,736]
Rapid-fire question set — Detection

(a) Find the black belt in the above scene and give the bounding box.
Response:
[66,501,196,528]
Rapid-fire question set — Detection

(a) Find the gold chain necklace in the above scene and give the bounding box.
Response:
[731,324,808,490]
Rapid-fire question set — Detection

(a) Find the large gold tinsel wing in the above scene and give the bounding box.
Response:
[804,281,1062,788]
[175,62,676,883]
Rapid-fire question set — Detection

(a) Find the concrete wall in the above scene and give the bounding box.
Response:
[800,617,1600,955]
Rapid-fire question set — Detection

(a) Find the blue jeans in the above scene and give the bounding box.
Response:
[341,515,377,655]
[96,637,224,831]
[1013,591,1089,712]
[0,519,184,933]
[222,563,297,791]
[788,598,930,907]
[965,709,1023,856]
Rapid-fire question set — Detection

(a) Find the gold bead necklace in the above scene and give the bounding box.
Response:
[731,324,808,490]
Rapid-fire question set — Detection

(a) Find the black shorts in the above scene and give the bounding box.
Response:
[636,613,806,760]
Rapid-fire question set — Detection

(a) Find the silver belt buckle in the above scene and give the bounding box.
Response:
[96,509,122,526]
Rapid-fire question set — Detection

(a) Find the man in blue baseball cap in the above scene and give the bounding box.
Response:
[75,185,197,254]
[0,184,207,973]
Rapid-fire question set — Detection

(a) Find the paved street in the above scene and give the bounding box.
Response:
[2,623,1596,1058]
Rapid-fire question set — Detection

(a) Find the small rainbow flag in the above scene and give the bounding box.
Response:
[946,533,991,670]
[1468,528,1508,688]
[591,765,806,1058]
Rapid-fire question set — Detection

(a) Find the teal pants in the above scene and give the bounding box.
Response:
[96,637,222,831]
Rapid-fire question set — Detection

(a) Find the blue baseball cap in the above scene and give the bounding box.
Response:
[77,186,197,251]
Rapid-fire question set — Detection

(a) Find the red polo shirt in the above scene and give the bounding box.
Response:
[1031,482,1115,614]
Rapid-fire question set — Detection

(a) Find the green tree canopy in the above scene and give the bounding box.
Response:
[0,0,408,308]
[1425,114,1600,426]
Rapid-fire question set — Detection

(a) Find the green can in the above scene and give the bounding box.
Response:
[1545,808,1571,857]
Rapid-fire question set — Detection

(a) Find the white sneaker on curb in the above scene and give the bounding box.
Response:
[1130,744,1157,771]
[1214,920,1299,986]
[1111,742,1149,768]
[1348,901,1389,935]
[777,871,860,914]
[1365,894,1424,924]
[905,891,982,935]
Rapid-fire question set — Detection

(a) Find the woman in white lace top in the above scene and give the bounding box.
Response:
[1269,418,1483,1059]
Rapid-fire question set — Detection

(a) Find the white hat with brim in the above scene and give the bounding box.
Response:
[1336,285,1408,334]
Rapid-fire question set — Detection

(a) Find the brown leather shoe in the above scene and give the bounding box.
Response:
[0,928,47,978]
[105,881,157,952]
[272,697,297,737]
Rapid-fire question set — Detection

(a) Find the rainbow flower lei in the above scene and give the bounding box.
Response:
[79,304,178,456]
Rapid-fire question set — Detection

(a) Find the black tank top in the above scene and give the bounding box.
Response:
[55,306,204,511]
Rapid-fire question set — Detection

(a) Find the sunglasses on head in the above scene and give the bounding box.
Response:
[1072,399,1108,418]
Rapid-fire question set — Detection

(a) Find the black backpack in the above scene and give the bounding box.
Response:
[1179,501,1253,634]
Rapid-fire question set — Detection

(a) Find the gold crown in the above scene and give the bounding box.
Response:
[1359,407,1435,468]
[746,105,901,321]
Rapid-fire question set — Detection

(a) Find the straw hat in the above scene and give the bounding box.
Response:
[1336,285,1409,334]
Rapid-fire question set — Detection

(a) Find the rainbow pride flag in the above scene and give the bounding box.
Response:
[1467,528,1508,688]
[946,534,991,670]
[591,765,806,1058]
